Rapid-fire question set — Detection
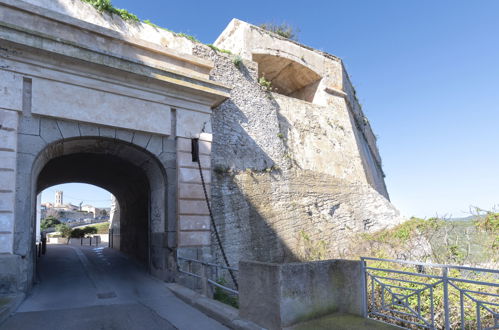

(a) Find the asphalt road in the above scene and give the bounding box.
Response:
[1,245,227,330]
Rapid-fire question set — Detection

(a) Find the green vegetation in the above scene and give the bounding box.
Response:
[298,230,327,260]
[81,0,139,22]
[206,44,232,55]
[70,226,98,238]
[40,216,61,230]
[213,278,238,308]
[258,76,272,91]
[175,33,200,43]
[55,223,72,244]
[232,55,243,68]
[360,211,499,328]
[259,23,299,41]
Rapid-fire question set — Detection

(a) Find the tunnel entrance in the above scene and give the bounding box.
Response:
[33,137,168,273]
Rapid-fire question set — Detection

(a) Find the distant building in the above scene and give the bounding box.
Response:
[54,190,63,207]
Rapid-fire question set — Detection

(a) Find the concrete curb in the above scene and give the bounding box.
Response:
[165,283,264,330]
[0,294,25,326]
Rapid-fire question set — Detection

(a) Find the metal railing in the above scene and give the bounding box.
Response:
[361,257,499,329]
[177,255,239,297]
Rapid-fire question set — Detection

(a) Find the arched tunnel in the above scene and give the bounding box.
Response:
[33,137,169,271]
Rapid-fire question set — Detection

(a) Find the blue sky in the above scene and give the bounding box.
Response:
[43,1,499,218]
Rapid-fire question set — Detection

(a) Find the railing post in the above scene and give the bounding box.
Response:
[443,267,450,330]
[360,258,367,318]
[201,263,211,297]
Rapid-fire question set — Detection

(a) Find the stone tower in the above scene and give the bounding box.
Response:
[54,191,63,207]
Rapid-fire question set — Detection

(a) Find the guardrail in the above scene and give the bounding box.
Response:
[361,257,499,329]
[177,255,239,297]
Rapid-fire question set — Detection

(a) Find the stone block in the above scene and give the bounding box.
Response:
[0,150,16,169]
[177,137,191,152]
[31,78,171,135]
[0,212,13,232]
[178,137,211,155]
[0,109,18,131]
[0,71,22,112]
[0,130,16,150]
[176,109,211,138]
[162,136,175,152]
[0,254,20,294]
[178,231,210,247]
[39,117,62,144]
[179,215,210,231]
[179,183,210,200]
[79,123,99,136]
[146,135,163,156]
[199,132,213,142]
[18,116,39,135]
[178,199,209,215]
[0,233,13,254]
[57,120,80,139]
[17,134,46,156]
[0,191,14,211]
[158,152,176,169]
[99,126,116,138]
[132,132,151,148]
[199,140,211,154]
[115,129,134,142]
[0,171,15,191]
[179,167,211,184]
[239,259,365,329]
[177,152,210,169]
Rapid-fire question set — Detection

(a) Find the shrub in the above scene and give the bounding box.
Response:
[213,278,238,308]
[232,55,243,68]
[41,216,60,230]
[259,23,299,41]
[259,76,272,90]
[55,224,72,244]
[81,0,139,22]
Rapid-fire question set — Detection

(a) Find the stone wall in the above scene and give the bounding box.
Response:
[193,44,402,267]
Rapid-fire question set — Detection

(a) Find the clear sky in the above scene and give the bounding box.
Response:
[44,1,499,218]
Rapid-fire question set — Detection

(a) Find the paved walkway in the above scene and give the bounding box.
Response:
[1,245,227,330]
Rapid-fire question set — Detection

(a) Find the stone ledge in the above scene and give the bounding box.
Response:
[165,283,263,330]
[0,293,24,326]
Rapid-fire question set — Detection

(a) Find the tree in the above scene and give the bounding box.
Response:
[83,226,98,236]
[99,209,108,217]
[55,224,72,244]
[41,216,61,230]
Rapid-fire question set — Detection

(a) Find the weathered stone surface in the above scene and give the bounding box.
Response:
[0,212,13,232]
[179,215,210,231]
[18,116,39,136]
[0,71,22,112]
[178,200,209,215]
[178,231,210,247]
[239,259,365,329]
[179,183,210,200]
[0,255,20,293]
[0,233,13,254]
[179,167,211,184]
[39,117,62,144]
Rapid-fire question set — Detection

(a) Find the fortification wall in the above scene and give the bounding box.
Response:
[193,45,402,266]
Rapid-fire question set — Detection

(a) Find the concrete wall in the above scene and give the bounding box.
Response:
[239,259,365,329]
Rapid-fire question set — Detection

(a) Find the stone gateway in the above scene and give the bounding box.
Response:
[0,0,401,295]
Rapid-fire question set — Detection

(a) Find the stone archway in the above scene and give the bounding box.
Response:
[12,119,177,292]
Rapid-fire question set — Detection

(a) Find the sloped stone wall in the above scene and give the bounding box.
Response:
[193,45,402,266]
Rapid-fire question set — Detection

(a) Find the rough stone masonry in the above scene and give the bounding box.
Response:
[0,0,401,295]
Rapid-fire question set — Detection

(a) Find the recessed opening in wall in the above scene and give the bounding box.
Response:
[252,53,322,102]
[38,183,113,244]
